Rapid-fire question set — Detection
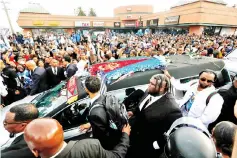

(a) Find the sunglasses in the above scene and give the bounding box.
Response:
[200,78,214,83]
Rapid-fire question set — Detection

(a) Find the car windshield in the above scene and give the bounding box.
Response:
[31,82,67,117]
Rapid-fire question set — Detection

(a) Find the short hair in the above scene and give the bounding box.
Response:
[85,76,101,93]
[213,121,237,157]
[9,103,39,122]
[64,55,71,63]
[150,74,171,93]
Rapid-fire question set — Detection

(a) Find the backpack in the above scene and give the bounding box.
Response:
[89,94,128,131]
[206,88,228,105]
[206,91,218,105]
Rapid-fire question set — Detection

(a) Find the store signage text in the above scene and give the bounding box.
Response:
[93,22,104,27]
[124,21,136,27]
[164,16,180,25]
[49,21,60,26]
[75,21,90,27]
[33,21,44,26]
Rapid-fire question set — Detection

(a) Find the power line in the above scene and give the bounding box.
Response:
[1,0,14,34]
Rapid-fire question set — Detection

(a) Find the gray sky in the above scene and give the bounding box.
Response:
[0,0,236,32]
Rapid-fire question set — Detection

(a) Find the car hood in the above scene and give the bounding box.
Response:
[0,94,40,147]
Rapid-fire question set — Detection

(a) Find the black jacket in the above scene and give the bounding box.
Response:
[55,133,129,158]
[209,85,237,131]
[1,134,35,158]
[1,66,26,105]
[30,67,49,95]
[46,66,65,88]
[128,92,182,158]
[88,96,122,150]
[65,64,78,79]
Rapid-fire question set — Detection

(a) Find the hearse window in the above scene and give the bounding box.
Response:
[107,85,147,111]
[53,98,90,130]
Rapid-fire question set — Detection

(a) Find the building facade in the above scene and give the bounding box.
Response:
[17,0,237,36]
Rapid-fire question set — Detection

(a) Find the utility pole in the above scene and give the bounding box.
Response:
[1,0,15,34]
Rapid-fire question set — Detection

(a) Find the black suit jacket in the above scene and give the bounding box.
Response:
[128,92,182,158]
[30,67,49,95]
[1,134,35,158]
[46,66,65,88]
[55,133,129,158]
[65,64,78,79]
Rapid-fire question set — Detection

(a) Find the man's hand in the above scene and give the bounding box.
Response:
[163,69,172,79]
[234,100,237,119]
[127,111,134,118]
[79,123,91,132]
[0,104,4,109]
[122,124,131,136]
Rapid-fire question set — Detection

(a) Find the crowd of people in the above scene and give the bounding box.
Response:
[1,31,237,158]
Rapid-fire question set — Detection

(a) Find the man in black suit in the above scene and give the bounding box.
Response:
[79,76,122,150]
[24,118,131,158]
[46,59,65,88]
[127,74,182,158]
[26,60,49,95]
[1,103,39,158]
[63,55,78,79]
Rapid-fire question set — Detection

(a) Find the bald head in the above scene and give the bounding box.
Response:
[25,60,36,71]
[24,118,64,158]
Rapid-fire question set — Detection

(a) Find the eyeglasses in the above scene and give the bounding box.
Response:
[200,78,214,83]
[3,121,27,126]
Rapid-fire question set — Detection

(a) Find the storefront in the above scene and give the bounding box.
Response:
[18,1,237,36]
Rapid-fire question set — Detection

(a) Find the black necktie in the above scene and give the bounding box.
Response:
[140,96,152,111]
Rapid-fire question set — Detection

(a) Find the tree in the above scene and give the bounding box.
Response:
[75,7,86,16]
[88,8,97,17]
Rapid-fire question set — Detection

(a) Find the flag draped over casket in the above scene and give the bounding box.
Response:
[90,56,167,84]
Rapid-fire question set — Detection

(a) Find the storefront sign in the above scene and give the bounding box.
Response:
[93,22,104,27]
[33,21,44,26]
[75,21,90,27]
[164,16,180,25]
[124,21,136,27]
[114,22,121,28]
[147,19,159,27]
[49,21,60,26]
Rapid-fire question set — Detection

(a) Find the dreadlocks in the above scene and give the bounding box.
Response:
[150,74,172,94]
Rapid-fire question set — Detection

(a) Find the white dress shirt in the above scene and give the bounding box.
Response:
[52,67,57,75]
[50,142,67,158]
[1,132,24,149]
[90,94,100,105]
[139,94,164,111]
[170,77,224,127]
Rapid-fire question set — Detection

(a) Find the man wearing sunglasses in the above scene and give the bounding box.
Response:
[164,70,224,127]
[1,103,39,158]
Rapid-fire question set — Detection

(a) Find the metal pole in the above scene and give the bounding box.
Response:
[1,0,15,34]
